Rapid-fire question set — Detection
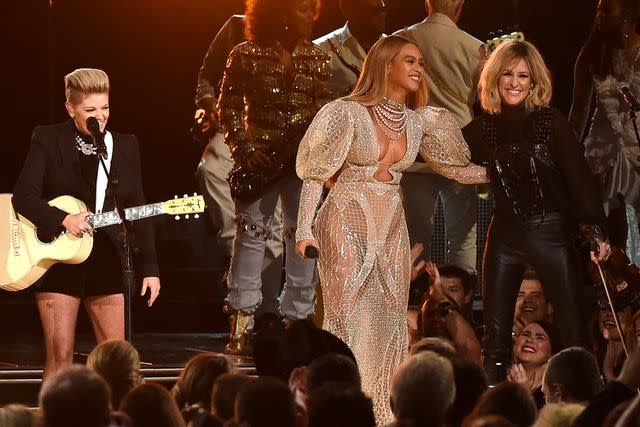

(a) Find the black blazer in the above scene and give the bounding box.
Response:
[12,120,159,278]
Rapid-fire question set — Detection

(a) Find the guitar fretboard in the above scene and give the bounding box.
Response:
[88,202,164,229]
[125,203,163,221]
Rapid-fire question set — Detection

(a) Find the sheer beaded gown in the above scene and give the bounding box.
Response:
[296,99,487,422]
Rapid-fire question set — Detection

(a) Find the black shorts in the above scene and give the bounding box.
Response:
[35,230,124,298]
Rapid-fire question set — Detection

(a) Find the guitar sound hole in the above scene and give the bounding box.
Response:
[35,230,57,244]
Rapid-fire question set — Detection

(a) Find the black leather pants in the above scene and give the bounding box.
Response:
[482,212,587,384]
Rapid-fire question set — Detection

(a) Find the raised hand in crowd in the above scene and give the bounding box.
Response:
[411,243,427,282]
[507,362,543,393]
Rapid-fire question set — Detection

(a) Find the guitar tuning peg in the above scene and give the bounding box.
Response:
[193,192,197,196]
[175,215,180,220]
[183,194,188,198]
[174,195,178,199]
[194,214,199,219]
[185,214,190,219]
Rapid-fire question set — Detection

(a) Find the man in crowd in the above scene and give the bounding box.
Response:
[421,263,482,363]
[514,268,554,335]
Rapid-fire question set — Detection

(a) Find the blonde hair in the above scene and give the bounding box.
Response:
[64,68,110,105]
[427,0,464,15]
[478,40,552,114]
[86,339,141,410]
[532,403,585,427]
[344,35,428,110]
[391,351,455,424]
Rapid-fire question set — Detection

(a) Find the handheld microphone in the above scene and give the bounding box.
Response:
[86,117,108,159]
[618,82,640,111]
[304,246,319,259]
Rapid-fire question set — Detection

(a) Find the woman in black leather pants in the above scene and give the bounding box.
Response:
[462,40,610,383]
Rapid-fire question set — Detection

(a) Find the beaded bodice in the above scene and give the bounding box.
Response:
[296,100,488,241]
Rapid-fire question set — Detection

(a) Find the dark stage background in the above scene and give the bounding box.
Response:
[1,0,598,334]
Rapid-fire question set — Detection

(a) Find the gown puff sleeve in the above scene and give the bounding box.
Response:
[417,106,489,184]
[295,100,355,242]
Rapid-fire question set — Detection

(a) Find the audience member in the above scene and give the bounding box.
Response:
[447,356,489,427]
[233,377,296,427]
[86,339,142,410]
[542,347,604,404]
[288,352,362,416]
[39,365,111,427]
[306,353,361,394]
[0,404,41,427]
[390,351,456,427]
[410,336,457,358]
[422,262,482,363]
[171,354,235,423]
[509,320,558,407]
[254,319,356,381]
[532,403,586,427]
[591,306,635,382]
[211,374,251,425]
[465,382,537,427]
[572,345,640,427]
[514,270,553,336]
[307,383,376,427]
[120,383,186,427]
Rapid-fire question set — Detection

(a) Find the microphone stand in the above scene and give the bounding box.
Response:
[93,133,137,343]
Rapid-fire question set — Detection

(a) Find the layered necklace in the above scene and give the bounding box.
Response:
[74,130,97,156]
[372,96,407,141]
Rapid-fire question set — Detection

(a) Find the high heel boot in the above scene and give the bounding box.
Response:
[224,311,254,356]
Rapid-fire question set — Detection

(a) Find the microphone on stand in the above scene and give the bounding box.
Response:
[618,82,640,111]
[86,117,108,159]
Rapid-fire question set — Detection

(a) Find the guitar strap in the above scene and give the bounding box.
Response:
[326,39,361,80]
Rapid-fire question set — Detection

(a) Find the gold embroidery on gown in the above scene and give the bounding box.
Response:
[296,100,487,423]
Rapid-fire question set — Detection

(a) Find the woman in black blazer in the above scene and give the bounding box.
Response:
[12,68,160,381]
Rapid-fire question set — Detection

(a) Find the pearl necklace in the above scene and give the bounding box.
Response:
[74,131,97,156]
[372,96,407,141]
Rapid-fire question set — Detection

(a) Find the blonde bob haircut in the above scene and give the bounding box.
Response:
[64,68,110,105]
[478,40,552,114]
[344,35,428,110]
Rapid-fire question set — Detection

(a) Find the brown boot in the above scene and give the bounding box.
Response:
[224,311,254,356]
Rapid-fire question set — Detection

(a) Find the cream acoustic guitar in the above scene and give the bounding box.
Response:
[0,193,205,292]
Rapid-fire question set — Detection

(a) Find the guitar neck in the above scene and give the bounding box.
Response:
[88,202,164,229]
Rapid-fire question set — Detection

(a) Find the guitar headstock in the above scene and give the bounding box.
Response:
[484,29,525,55]
[162,194,206,220]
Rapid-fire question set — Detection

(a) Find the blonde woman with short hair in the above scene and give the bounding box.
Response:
[462,40,609,384]
[13,68,160,381]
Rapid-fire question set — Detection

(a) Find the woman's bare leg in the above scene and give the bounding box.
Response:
[84,293,124,343]
[35,292,81,382]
